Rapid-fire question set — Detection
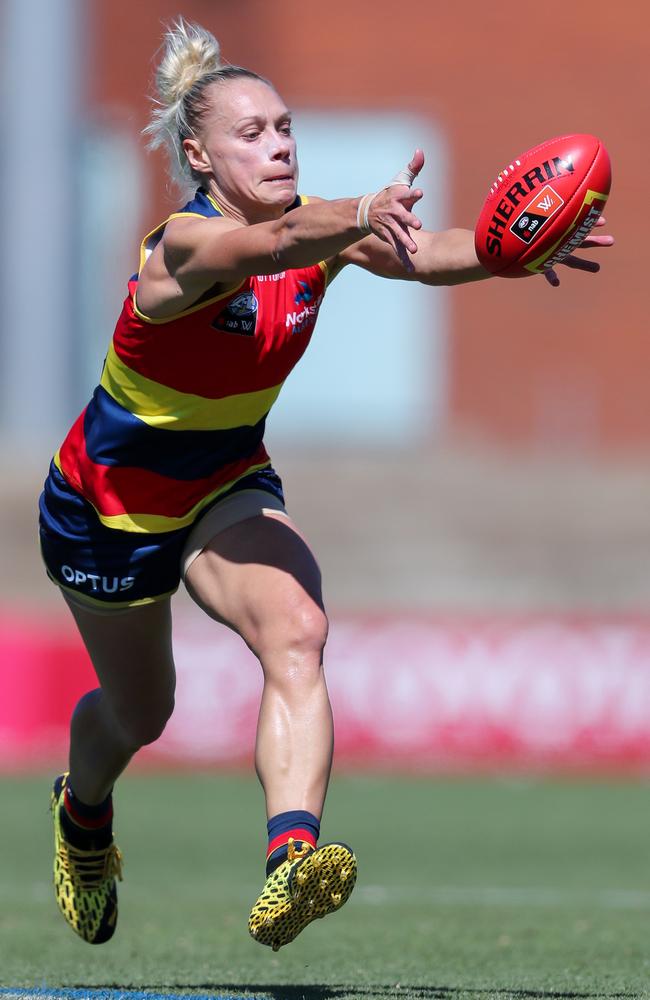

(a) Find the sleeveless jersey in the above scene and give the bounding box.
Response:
[54,190,327,533]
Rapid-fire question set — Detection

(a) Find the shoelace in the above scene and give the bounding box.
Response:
[52,784,123,889]
[57,839,124,889]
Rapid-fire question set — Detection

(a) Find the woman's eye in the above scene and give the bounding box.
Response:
[243,131,259,141]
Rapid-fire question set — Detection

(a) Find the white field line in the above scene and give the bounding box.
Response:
[5,881,650,911]
[0,994,247,1000]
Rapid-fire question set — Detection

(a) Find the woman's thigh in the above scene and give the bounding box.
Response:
[183,513,327,658]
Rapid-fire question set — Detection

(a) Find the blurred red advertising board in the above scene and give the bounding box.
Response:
[2,609,650,771]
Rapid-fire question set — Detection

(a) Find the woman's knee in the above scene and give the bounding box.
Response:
[112,690,176,750]
[253,600,329,670]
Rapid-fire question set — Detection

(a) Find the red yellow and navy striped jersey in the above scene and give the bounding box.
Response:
[54,189,327,533]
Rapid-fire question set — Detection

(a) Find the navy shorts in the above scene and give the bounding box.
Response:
[39,462,285,611]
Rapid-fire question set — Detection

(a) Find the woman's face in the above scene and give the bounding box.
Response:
[188,77,299,219]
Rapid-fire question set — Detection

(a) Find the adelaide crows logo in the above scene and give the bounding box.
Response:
[211,290,258,336]
[294,280,313,305]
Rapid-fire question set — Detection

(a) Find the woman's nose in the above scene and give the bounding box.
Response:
[270,132,291,159]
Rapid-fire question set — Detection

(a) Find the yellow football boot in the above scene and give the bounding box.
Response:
[51,773,123,944]
[249,838,357,951]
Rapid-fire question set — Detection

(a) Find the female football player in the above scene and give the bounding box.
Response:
[41,18,612,951]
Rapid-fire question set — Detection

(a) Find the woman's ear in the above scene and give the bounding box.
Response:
[182,137,211,175]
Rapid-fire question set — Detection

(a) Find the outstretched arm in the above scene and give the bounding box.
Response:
[333,216,614,287]
[331,148,613,287]
[333,227,489,286]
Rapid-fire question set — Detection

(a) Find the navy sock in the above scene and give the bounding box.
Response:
[60,780,113,850]
[266,810,320,875]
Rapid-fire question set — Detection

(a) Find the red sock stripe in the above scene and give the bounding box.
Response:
[63,787,113,830]
[266,828,317,859]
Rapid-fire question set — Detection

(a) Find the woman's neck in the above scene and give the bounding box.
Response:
[205,181,287,227]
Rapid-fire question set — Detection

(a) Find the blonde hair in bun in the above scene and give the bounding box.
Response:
[144,17,270,193]
[155,17,222,106]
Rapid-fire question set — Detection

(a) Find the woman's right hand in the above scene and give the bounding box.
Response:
[365,150,425,271]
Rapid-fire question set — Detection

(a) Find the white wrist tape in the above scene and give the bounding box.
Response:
[356,192,377,234]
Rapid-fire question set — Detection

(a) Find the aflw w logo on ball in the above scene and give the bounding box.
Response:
[510,185,564,245]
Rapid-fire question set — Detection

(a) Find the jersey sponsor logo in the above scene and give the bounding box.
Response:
[61,564,136,594]
[211,290,259,336]
[509,184,564,245]
[286,283,323,334]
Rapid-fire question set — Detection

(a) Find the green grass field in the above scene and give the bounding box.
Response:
[1,772,649,999]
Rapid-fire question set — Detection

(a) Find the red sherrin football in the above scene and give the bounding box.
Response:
[474,134,611,277]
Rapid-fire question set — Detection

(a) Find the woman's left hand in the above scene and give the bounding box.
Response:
[544,216,614,287]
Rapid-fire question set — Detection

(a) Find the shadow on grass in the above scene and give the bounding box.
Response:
[95,985,641,1000]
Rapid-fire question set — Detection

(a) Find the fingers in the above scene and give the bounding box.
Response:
[579,215,613,248]
[381,185,423,220]
[546,221,613,283]
[408,148,425,178]
[561,255,601,272]
[544,254,601,286]
[579,234,614,249]
[403,199,423,230]
[403,189,424,212]
[386,204,422,254]
[387,220,419,255]
[394,239,415,273]
[373,212,419,258]
[389,149,425,188]
[366,185,422,251]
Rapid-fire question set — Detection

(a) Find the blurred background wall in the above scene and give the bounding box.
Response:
[6,0,645,447]
[1,0,649,769]
[4,0,650,612]
[6,0,647,444]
